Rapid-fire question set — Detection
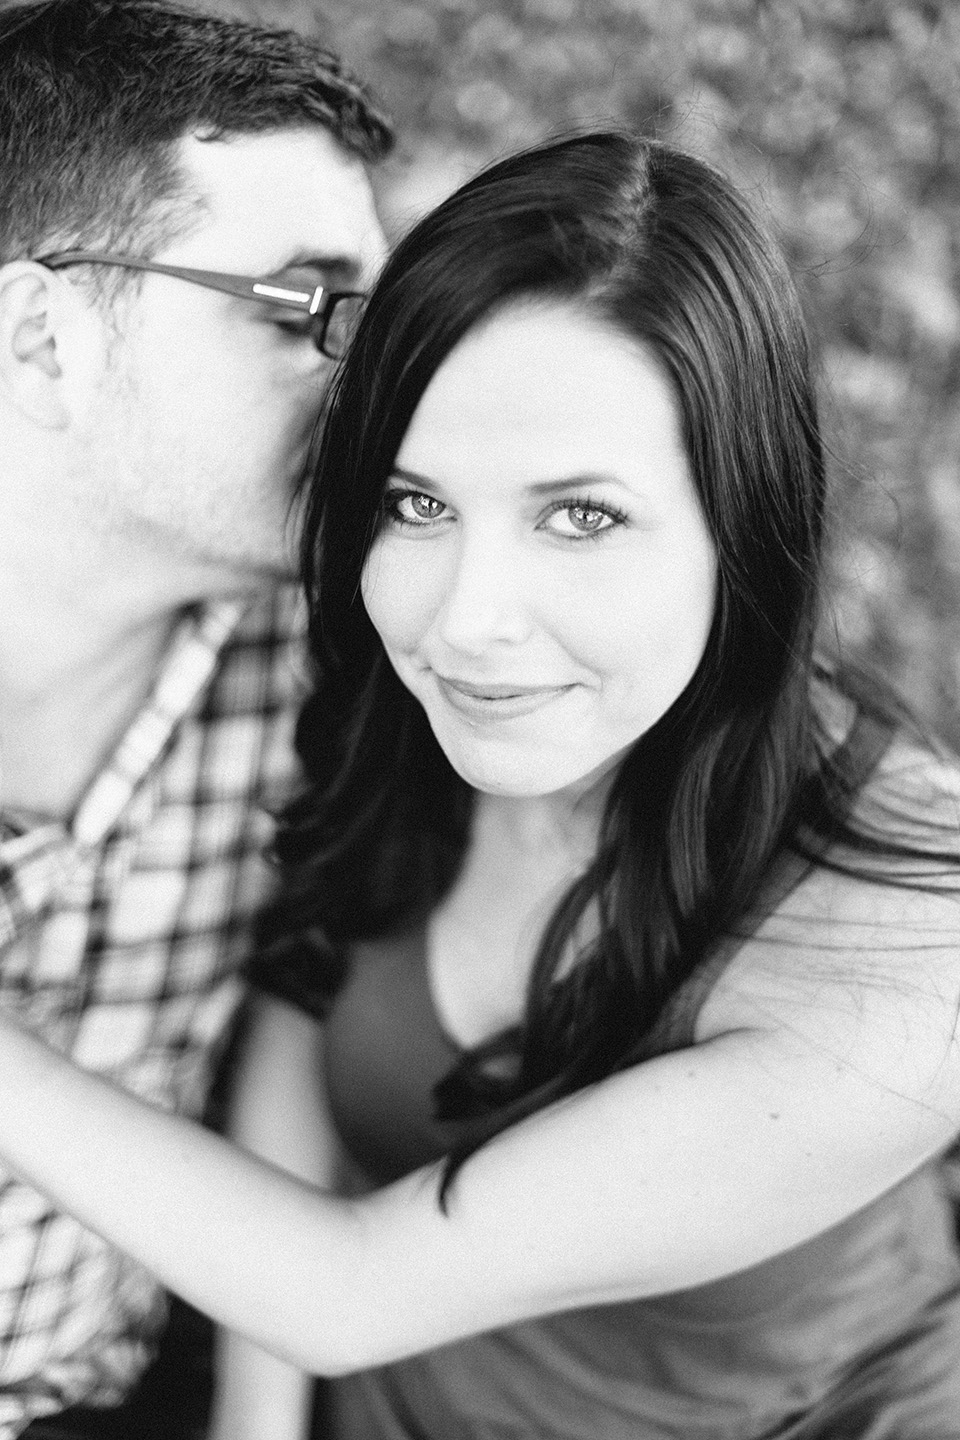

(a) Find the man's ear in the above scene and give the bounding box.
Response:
[0,263,78,428]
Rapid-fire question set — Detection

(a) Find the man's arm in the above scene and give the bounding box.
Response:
[208,995,335,1440]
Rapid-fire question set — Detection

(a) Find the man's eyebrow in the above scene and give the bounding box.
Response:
[268,251,363,285]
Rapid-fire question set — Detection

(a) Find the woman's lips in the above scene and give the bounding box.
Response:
[435,675,572,722]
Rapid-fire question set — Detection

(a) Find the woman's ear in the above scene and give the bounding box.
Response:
[0,263,73,427]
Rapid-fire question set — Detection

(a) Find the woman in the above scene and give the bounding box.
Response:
[0,132,959,1438]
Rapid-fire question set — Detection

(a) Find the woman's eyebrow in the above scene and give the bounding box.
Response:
[390,468,627,495]
[526,473,624,496]
[390,466,436,486]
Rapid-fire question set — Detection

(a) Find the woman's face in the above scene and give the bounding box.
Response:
[361,302,718,801]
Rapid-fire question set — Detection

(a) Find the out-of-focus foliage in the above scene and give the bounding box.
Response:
[208,0,960,744]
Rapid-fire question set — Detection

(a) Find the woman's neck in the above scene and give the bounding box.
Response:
[472,782,609,871]
[428,788,605,1049]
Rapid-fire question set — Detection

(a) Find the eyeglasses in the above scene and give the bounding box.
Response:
[34,250,366,360]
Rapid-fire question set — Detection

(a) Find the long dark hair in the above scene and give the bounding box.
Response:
[269,131,954,1188]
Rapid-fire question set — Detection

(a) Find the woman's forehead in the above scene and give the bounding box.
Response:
[396,303,686,483]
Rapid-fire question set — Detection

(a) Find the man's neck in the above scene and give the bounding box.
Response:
[0,457,268,819]
[0,499,193,819]
[0,594,181,821]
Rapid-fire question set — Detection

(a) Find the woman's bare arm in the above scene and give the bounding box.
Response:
[0,875,956,1375]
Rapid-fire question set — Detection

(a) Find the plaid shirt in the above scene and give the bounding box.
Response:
[0,588,305,1436]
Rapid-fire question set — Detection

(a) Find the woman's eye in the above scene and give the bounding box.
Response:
[387,491,447,526]
[544,503,622,538]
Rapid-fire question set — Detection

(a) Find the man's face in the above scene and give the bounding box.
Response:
[76,127,385,597]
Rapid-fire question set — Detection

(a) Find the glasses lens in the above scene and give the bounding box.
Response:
[322,294,366,359]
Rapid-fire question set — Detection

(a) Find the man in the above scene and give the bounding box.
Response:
[0,0,390,1434]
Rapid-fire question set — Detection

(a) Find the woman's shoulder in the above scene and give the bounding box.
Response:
[851,724,960,853]
[816,672,960,862]
[694,682,960,1048]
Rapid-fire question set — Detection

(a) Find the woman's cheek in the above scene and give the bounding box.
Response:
[362,541,436,656]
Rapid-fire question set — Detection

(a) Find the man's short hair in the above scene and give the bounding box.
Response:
[0,0,393,275]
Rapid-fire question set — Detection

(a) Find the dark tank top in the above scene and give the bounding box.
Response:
[261,713,960,1438]
[320,928,960,1440]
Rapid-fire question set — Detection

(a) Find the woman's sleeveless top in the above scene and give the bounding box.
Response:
[261,714,960,1438]
[319,933,960,1440]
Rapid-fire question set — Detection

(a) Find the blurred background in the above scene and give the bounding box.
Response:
[206,0,960,745]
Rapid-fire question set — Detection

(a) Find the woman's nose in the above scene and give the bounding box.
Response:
[433,532,534,655]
